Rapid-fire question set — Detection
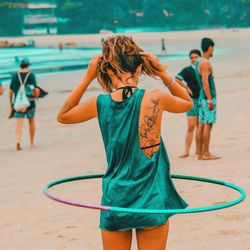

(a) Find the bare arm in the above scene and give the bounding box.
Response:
[158,74,193,113]
[139,51,193,113]
[200,60,215,110]
[57,55,101,124]
[175,77,193,96]
[200,61,212,100]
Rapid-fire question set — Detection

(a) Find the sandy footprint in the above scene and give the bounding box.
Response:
[218,229,240,236]
[43,230,58,235]
[66,225,76,229]
[216,213,249,221]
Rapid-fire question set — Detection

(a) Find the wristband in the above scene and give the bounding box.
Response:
[207,99,213,104]
[164,75,175,88]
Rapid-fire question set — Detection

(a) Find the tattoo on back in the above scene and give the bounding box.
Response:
[139,98,160,157]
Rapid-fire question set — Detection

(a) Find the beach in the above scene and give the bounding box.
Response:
[0,28,250,250]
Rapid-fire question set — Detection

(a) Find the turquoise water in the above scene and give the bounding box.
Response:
[0,47,226,82]
[0,47,100,80]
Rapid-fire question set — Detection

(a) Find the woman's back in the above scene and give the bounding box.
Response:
[57,35,193,249]
[97,88,188,231]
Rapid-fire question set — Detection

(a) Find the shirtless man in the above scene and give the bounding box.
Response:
[195,38,220,160]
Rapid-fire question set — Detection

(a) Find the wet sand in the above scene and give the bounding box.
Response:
[0,29,250,250]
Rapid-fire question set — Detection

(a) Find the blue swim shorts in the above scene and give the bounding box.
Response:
[198,98,217,124]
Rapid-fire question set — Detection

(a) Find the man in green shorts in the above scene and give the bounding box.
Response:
[195,38,221,160]
[9,58,38,150]
[175,49,201,158]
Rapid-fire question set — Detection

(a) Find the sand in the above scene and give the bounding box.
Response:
[0,28,250,250]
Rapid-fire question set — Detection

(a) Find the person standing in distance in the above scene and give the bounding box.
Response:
[9,58,39,150]
[195,38,221,160]
[161,38,167,55]
[175,49,201,158]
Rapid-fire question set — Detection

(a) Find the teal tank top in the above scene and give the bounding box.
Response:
[97,88,188,231]
[195,59,217,99]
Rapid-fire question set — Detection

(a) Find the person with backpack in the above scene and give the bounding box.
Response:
[9,58,39,150]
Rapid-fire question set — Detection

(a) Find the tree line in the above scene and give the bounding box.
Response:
[0,0,249,36]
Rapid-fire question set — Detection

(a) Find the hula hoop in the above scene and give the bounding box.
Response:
[44,174,246,214]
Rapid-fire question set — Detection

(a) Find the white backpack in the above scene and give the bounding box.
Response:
[13,72,31,112]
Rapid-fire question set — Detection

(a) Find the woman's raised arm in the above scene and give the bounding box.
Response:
[139,51,193,113]
[57,55,101,124]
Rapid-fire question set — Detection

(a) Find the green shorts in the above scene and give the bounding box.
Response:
[198,98,217,124]
[14,107,36,119]
[187,98,199,116]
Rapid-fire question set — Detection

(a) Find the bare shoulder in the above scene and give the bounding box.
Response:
[143,89,168,99]
[142,89,171,110]
[200,58,211,68]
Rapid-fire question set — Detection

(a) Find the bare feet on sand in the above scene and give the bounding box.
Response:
[179,153,189,158]
[16,143,22,150]
[30,144,38,148]
[202,154,221,160]
[197,154,203,160]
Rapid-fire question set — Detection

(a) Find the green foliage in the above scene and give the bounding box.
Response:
[56,0,250,33]
[0,1,22,36]
[0,0,249,35]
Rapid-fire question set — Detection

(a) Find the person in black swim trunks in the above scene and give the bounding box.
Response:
[175,49,201,158]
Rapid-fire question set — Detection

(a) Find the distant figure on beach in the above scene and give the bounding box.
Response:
[175,49,201,158]
[27,38,35,47]
[161,38,166,55]
[195,38,221,160]
[14,56,20,64]
[58,42,63,53]
[57,35,192,249]
[9,58,39,150]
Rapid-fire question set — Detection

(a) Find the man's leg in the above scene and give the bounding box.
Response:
[101,229,132,250]
[201,98,220,160]
[202,123,212,157]
[28,118,35,147]
[202,123,221,160]
[196,123,204,159]
[180,116,197,158]
[194,121,199,155]
[16,118,24,150]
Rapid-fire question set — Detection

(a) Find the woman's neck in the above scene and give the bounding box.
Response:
[113,78,138,90]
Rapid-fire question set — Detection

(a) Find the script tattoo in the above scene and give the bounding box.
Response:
[139,98,160,158]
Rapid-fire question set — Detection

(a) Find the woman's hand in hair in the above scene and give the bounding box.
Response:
[139,52,161,66]
[139,51,167,78]
[85,54,102,82]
